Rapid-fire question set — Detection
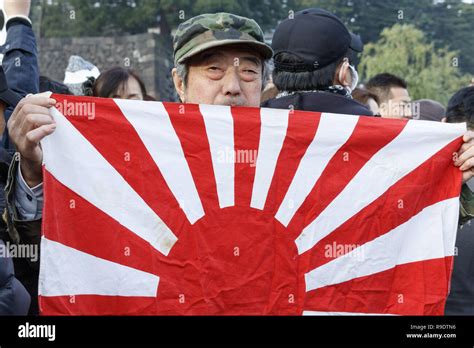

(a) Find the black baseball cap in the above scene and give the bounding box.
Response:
[272,8,364,72]
[0,65,22,107]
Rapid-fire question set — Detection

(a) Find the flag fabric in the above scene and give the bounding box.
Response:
[39,94,465,315]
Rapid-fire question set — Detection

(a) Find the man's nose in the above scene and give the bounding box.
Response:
[221,68,242,96]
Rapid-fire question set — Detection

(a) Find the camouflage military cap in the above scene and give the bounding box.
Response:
[173,12,273,65]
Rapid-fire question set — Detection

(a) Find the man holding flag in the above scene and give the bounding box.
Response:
[4,12,275,314]
[3,10,474,315]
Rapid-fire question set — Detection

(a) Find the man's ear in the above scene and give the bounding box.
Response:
[172,68,186,103]
[334,60,350,87]
[441,117,447,123]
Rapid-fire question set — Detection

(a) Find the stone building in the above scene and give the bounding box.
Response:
[37,32,178,101]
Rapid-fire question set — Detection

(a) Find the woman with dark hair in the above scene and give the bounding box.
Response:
[91,67,147,100]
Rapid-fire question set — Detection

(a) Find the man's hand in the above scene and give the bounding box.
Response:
[7,94,57,187]
[455,130,474,184]
[3,0,31,18]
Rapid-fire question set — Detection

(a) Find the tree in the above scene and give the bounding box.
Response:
[32,0,161,37]
[287,0,474,75]
[359,24,468,105]
[423,0,474,75]
[31,0,289,38]
[287,0,434,46]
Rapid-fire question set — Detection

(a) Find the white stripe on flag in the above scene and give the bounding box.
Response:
[250,108,289,210]
[296,120,466,255]
[199,104,235,208]
[275,113,359,226]
[42,107,178,256]
[39,238,159,297]
[115,99,205,224]
[305,198,459,292]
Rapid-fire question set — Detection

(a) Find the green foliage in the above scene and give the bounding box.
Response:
[359,24,468,105]
[422,1,474,77]
[288,0,434,44]
[33,0,159,37]
[286,0,474,75]
[32,0,289,37]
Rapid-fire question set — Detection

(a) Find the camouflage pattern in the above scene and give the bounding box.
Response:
[173,12,273,65]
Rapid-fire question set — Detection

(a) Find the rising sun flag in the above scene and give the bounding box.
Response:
[38,94,465,315]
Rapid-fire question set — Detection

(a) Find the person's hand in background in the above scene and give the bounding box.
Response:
[2,0,31,19]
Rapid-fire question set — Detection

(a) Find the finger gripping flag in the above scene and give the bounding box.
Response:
[39,95,465,315]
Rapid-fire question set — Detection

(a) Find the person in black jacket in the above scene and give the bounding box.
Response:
[444,87,474,315]
[445,219,474,315]
[1,0,39,152]
[262,8,373,117]
[0,0,41,315]
[0,240,30,315]
[0,97,30,316]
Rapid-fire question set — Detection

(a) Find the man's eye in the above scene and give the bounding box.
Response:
[243,69,258,74]
[208,66,221,71]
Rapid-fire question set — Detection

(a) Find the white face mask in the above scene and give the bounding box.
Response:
[338,61,359,94]
[347,64,359,93]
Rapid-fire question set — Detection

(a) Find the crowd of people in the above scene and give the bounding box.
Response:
[0,0,474,316]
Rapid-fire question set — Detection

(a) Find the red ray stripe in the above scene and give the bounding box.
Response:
[263,110,321,213]
[42,169,207,305]
[40,290,232,315]
[298,137,462,273]
[40,295,159,315]
[231,106,261,207]
[42,170,165,276]
[162,103,219,214]
[52,94,190,234]
[286,116,408,237]
[303,257,453,315]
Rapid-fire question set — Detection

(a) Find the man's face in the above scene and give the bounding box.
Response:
[379,87,412,119]
[173,46,263,107]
